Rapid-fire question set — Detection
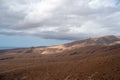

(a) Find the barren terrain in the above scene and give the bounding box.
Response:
[0,35,120,80]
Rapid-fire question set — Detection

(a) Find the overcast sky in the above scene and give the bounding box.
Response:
[0,0,120,47]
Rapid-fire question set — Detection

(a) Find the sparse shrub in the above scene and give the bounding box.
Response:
[70,52,78,55]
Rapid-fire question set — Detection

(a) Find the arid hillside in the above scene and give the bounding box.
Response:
[0,35,120,80]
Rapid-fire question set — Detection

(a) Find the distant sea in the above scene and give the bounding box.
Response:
[0,47,29,50]
[0,47,17,50]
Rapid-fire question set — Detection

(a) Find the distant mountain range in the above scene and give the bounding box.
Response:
[0,47,25,50]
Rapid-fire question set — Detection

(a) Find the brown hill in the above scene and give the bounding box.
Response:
[0,35,120,80]
[1,35,120,55]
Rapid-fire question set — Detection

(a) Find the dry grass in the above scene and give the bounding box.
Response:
[0,45,120,80]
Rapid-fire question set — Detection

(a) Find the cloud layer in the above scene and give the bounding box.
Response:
[0,0,120,40]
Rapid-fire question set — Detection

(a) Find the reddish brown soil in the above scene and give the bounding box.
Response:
[0,45,120,80]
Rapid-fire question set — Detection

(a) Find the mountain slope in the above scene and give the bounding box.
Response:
[0,35,120,80]
[64,35,120,46]
[39,35,120,54]
[0,35,120,55]
[0,44,120,80]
